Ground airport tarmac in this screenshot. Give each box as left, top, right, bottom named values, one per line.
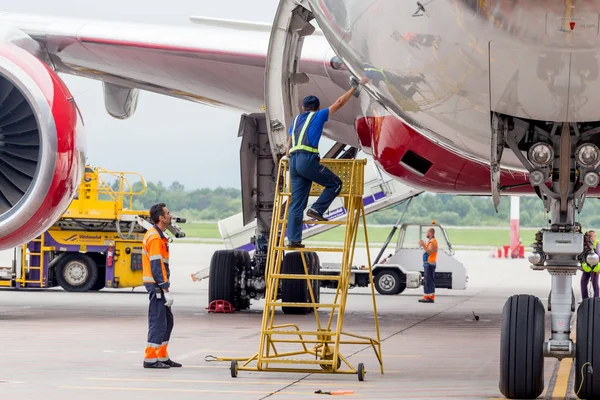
left=0, top=243, right=583, bottom=399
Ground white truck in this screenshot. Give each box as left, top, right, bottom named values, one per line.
left=319, top=222, right=468, bottom=295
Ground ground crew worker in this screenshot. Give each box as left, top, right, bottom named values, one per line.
left=418, top=228, right=438, bottom=303
left=286, top=76, right=369, bottom=248
left=581, top=230, right=600, bottom=299
left=142, top=203, right=182, bottom=369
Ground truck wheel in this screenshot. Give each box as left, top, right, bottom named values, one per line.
left=208, top=250, right=237, bottom=309
left=374, top=269, right=404, bottom=295
left=282, top=251, right=320, bottom=315
left=56, top=254, right=98, bottom=292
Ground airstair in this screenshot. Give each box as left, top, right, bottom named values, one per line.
left=217, top=159, right=423, bottom=252
left=209, top=158, right=383, bottom=381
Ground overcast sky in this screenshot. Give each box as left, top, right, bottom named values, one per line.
left=7, top=0, right=282, bottom=189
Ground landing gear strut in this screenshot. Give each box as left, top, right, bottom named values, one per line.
left=493, top=114, right=600, bottom=399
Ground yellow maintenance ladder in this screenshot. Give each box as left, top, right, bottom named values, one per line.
left=223, top=158, right=383, bottom=381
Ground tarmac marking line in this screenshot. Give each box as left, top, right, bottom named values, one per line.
left=551, top=358, right=573, bottom=399
left=85, top=377, right=374, bottom=387
left=59, top=385, right=346, bottom=395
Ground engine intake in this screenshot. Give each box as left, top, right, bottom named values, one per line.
left=0, top=43, right=84, bottom=249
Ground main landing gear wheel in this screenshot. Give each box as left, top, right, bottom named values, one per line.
left=575, top=298, right=600, bottom=399
left=281, top=251, right=320, bottom=315
left=208, top=250, right=250, bottom=311
left=208, top=250, right=237, bottom=309
left=499, top=294, right=545, bottom=399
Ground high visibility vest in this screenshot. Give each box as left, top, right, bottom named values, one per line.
left=364, top=66, right=390, bottom=84
left=582, top=239, right=599, bottom=273
left=289, top=112, right=319, bottom=154
left=423, top=237, right=438, bottom=264
left=142, top=225, right=170, bottom=288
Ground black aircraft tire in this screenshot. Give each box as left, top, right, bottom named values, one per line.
left=575, top=297, right=600, bottom=400
left=281, top=252, right=320, bottom=315
left=499, top=294, right=545, bottom=399
left=208, top=250, right=237, bottom=307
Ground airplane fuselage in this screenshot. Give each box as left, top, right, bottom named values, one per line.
left=309, top=0, right=600, bottom=173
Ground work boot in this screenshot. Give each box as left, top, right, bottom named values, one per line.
left=143, top=361, right=170, bottom=369
left=163, top=359, right=182, bottom=367
left=287, top=241, right=305, bottom=248
left=307, top=208, right=328, bottom=221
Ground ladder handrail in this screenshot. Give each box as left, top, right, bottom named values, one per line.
left=229, top=157, right=383, bottom=379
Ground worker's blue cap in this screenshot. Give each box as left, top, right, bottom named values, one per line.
left=303, top=95, right=320, bottom=110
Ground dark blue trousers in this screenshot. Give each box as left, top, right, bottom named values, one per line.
left=287, top=152, right=342, bottom=242
left=423, top=263, right=436, bottom=295
left=146, top=285, right=173, bottom=347
left=581, top=271, right=599, bottom=299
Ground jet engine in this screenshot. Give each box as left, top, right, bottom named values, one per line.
left=0, top=43, right=84, bottom=250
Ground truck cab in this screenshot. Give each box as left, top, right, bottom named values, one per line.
left=320, top=222, right=468, bottom=295
left=372, top=222, right=468, bottom=295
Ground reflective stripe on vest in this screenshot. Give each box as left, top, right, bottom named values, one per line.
left=289, top=112, right=319, bottom=154
left=582, top=239, right=599, bottom=272
left=365, top=67, right=389, bottom=83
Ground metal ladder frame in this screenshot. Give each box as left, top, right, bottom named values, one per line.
left=16, top=234, right=50, bottom=288
left=212, top=158, right=383, bottom=381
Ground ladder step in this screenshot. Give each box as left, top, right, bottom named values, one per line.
left=278, top=192, right=354, bottom=198
left=274, top=246, right=345, bottom=252
left=264, top=330, right=337, bottom=336
left=276, top=219, right=347, bottom=225
left=258, top=358, right=335, bottom=366
left=265, top=302, right=339, bottom=308
left=269, top=274, right=340, bottom=281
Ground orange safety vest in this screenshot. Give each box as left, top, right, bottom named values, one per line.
left=142, top=225, right=170, bottom=289
left=425, top=237, right=438, bottom=264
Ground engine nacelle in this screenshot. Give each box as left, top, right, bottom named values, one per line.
left=0, top=44, right=84, bottom=250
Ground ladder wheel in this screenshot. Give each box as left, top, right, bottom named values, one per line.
left=319, top=354, right=341, bottom=371
left=230, top=360, right=238, bottom=378
left=357, top=363, right=365, bottom=381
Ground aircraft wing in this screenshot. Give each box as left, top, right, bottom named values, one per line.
left=0, top=12, right=276, bottom=113
left=0, top=12, right=360, bottom=146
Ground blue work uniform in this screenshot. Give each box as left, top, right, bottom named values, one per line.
left=422, top=236, right=438, bottom=299
left=286, top=108, right=342, bottom=243
left=142, top=225, right=174, bottom=366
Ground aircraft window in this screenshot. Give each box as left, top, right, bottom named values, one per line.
left=422, top=225, right=451, bottom=254
left=399, top=225, right=420, bottom=249
left=330, top=56, right=346, bottom=71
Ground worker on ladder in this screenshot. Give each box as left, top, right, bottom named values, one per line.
left=142, top=203, right=182, bottom=369
left=285, top=76, right=369, bottom=248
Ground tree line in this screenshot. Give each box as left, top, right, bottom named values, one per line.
left=122, top=180, right=600, bottom=227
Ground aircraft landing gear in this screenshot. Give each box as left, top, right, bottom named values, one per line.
left=492, top=115, right=600, bottom=399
